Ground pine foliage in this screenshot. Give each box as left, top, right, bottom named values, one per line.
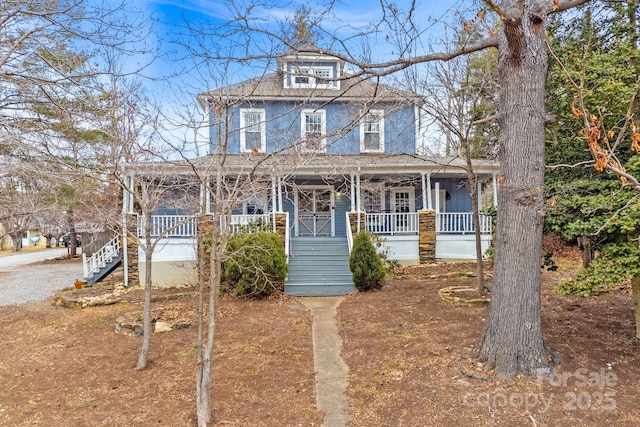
left=349, top=231, right=385, bottom=291
left=222, top=231, right=287, bottom=298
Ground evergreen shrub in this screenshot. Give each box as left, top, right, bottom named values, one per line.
left=554, top=243, right=640, bottom=296
left=349, top=231, right=385, bottom=291
left=222, top=231, right=287, bottom=297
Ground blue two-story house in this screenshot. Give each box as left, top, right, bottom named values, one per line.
left=86, top=48, right=499, bottom=296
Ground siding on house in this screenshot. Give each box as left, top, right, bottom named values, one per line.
left=209, top=100, right=417, bottom=156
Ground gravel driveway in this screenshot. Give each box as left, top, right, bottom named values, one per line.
left=0, top=249, right=84, bottom=306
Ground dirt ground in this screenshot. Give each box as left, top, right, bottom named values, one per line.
left=0, top=238, right=639, bottom=426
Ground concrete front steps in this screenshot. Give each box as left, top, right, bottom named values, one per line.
left=284, top=237, right=355, bottom=296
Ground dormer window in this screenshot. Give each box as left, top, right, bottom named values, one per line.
left=285, top=61, right=340, bottom=89
left=291, top=65, right=334, bottom=88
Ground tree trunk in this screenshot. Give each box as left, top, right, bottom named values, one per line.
left=196, top=231, right=222, bottom=426
left=577, top=236, right=593, bottom=268
left=136, top=214, right=153, bottom=371
left=462, top=144, right=485, bottom=292
left=632, top=277, right=640, bottom=339
left=195, top=215, right=208, bottom=424
left=472, top=2, right=553, bottom=377
left=196, top=174, right=224, bottom=426
left=10, top=232, right=22, bottom=252
left=67, top=208, right=77, bottom=257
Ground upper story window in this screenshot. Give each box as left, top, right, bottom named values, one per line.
left=360, top=110, right=385, bottom=153
left=301, top=109, right=326, bottom=152
left=239, top=109, right=266, bottom=153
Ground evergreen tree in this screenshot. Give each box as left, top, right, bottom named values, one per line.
left=349, top=232, right=385, bottom=292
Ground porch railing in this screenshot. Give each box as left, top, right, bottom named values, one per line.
left=360, top=212, right=493, bottom=235
left=140, top=214, right=272, bottom=238
left=436, top=212, right=493, bottom=234
left=284, top=213, right=290, bottom=261
left=222, top=214, right=271, bottom=234
left=139, top=215, right=198, bottom=238
left=364, top=212, right=419, bottom=235
left=82, top=234, right=121, bottom=278
left=346, top=211, right=354, bottom=252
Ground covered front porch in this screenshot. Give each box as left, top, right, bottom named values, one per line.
left=104, top=154, right=499, bottom=289
left=133, top=207, right=494, bottom=275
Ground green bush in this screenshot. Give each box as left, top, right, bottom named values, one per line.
left=368, top=232, right=401, bottom=272
left=554, top=243, right=640, bottom=296
left=349, top=231, right=386, bottom=291
left=222, top=231, right=287, bottom=298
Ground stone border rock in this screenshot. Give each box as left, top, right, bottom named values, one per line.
left=54, top=284, right=197, bottom=309
left=438, top=285, right=490, bottom=307
left=115, top=309, right=193, bottom=337
left=54, top=284, right=132, bottom=308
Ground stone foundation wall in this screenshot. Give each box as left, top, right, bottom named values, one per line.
left=419, top=210, right=436, bottom=263
left=348, top=212, right=366, bottom=236
left=274, top=213, right=288, bottom=247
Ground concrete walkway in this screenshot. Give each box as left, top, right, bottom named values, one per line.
left=300, top=296, right=350, bottom=427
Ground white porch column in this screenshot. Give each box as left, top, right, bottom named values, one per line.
left=356, top=173, right=361, bottom=232
left=421, top=172, right=427, bottom=211
left=199, top=179, right=206, bottom=213
left=121, top=175, right=129, bottom=215
left=205, top=176, right=211, bottom=214
left=477, top=179, right=482, bottom=210
left=278, top=176, right=283, bottom=212
left=271, top=176, right=277, bottom=232
left=121, top=171, right=130, bottom=287
left=492, top=173, right=498, bottom=207
left=427, top=173, right=433, bottom=210
left=271, top=176, right=277, bottom=211
left=125, top=175, right=135, bottom=214
left=350, top=173, right=355, bottom=212
left=435, top=181, right=440, bottom=214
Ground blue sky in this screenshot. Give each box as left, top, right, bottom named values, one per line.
left=141, top=0, right=474, bottom=89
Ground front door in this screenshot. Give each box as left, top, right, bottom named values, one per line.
left=296, top=186, right=334, bottom=236
left=391, top=188, right=415, bottom=232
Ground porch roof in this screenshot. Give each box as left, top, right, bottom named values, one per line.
left=125, top=154, right=499, bottom=179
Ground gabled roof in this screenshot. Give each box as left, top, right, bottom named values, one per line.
left=196, top=50, right=422, bottom=109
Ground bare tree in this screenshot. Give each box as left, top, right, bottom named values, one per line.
left=0, top=0, right=155, bottom=254
left=415, top=33, right=498, bottom=291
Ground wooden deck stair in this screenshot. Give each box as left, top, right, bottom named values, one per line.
left=83, top=235, right=122, bottom=284
left=284, top=237, right=355, bottom=296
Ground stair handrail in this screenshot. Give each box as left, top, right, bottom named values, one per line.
left=346, top=211, right=354, bottom=253
left=83, top=235, right=122, bottom=278
left=284, top=213, right=290, bottom=262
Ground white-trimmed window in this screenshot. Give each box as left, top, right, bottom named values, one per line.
left=360, top=110, right=385, bottom=152
left=239, top=109, right=266, bottom=153
left=290, top=65, right=335, bottom=88
left=301, top=109, right=326, bottom=152
left=361, top=184, right=385, bottom=212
